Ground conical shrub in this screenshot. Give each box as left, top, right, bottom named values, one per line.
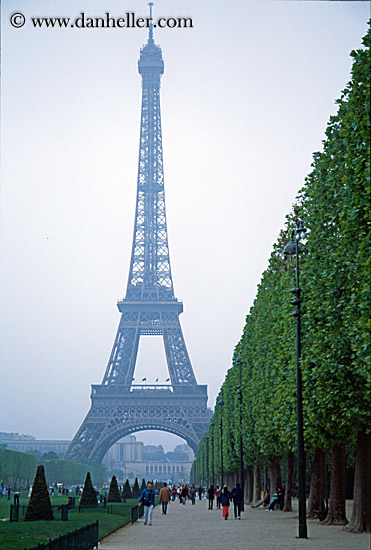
left=108, top=475, right=121, bottom=503
left=140, top=478, right=146, bottom=492
left=80, top=472, right=98, bottom=508
left=122, top=479, right=132, bottom=499
left=132, top=477, right=140, bottom=498
left=24, top=465, right=54, bottom=521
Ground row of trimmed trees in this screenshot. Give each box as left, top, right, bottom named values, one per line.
left=191, top=25, right=370, bottom=533
left=23, top=468, right=150, bottom=521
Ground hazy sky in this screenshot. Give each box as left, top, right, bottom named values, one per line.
left=1, top=0, right=369, bottom=451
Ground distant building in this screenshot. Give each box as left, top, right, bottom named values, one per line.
left=0, top=433, right=70, bottom=456
left=102, top=436, right=194, bottom=483
left=0, top=432, right=193, bottom=482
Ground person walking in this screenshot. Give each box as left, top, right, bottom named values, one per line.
left=231, top=482, right=243, bottom=519
left=139, top=481, right=155, bottom=525
left=181, top=485, right=188, bottom=505
left=207, top=485, right=215, bottom=510
left=215, top=486, right=221, bottom=510
left=220, top=486, right=232, bottom=520
left=159, top=482, right=171, bottom=515
left=190, top=483, right=196, bottom=505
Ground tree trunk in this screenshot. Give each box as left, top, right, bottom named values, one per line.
left=307, top=448, right=327, bottom=518
left=253, top=464, right=262, bottom=504
left=264, top=465, right=269, bottom=493
left=346, top=430, right=371, bottom=533
left=269, top=457, right=282, bottom=493
left=322, top=442, right=347, bottom=525
left=246, top=466, right=253, bottom=504
left=283, top=451, right=294, bottom=512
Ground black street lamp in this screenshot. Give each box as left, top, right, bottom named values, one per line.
left=206, top=434, right=209, bottom=487
left=236, top=351, right=245, bottom=512
left=218, top=398, right=224, bottom=487
left=210, top=421, right=215, bottom=486
left=284, top=219, right=308, bottom=539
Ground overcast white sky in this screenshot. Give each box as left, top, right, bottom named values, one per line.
left=1, top=0, right=369, bottom=452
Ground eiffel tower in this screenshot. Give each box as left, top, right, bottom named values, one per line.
left=65, top=7, right=211, bottom=464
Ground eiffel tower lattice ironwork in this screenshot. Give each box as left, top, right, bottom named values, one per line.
left=65, top=12, right=211, bottom=464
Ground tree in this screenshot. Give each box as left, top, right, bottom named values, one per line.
left=194, top=23, right=370, bottom=533
left=122, top=479, right=132, bottom=499
left=132, top=477, right=140, bottom=498
left=80, top=472, right=98, bottom=508
left=140, top=478, right=146, bottom=492
left=298, top=24, right=370, bottom=528
left=107, top=475, right=121, bottom=503
left=42, top=451, right=59, bottom=460
left=24, top=465, right=54, bottom=521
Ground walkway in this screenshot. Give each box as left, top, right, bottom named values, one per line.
left=99, top=498, right=369, bottom=550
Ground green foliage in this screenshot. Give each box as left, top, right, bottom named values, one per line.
left=24, top=465, right=54, bottom=521
left=196, top=24, right=370, bottom=475
left=140, top=478, right=146, bottom=492
left=80, top=472, right=98, bottom=508
left=42, top=451, right=59, bottom=460
left=122, top=479, right=132, bottom=499
left=44, top=459, right=105, bottom=486
left=131, top=477, right=140, bottom=498
left=0, top=447, right=36, bottom=488
left=298, top=26, right=371, bottom=448
left=107, top=475, right=121, bottom=503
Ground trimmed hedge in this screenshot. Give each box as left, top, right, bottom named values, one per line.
left=0, top=447, right=36, bottom=488
left=44, top=459, right=105, bottom=486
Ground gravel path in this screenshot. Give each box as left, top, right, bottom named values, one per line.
left=99, top=499, right=370, bottom=550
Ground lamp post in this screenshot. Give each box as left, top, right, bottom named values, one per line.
left=236, top=350, right=245, bottom=511
left=206, top=434, right=209, bottom=487
left=218, top=398, right=224, bottom=487
left=210, top=421, right=215, bottom=486
left=283, top=219, right=307, bottom=539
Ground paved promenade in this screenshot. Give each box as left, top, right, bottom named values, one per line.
left=99, top=498, right=370, bottom=550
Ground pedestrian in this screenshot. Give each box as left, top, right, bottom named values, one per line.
left=181, top=485, right=188, bottom=505
left=231, top=482, right=243, bottom=519
left=159, top=482, right=171, bottom=515
left=190, top=483, right=196, bottom=505
left=220, top=485, right=232, bottom=520
left=215, top=485, right=221, bottom=509
left=7, top=485, right=11, bottom=500
left=13, top=491, right=20, bottom=506
left=139, top=481, right=155, bottom=525
left=198, top=485, right=203, bottom=500
left=0, top=485, right=3, bottom=499
left=207, top=485, right=215, bottom=510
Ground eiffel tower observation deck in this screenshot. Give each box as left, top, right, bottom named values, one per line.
left=65, top=6, right=211, bottom=464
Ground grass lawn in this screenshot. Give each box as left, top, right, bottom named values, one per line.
left=0, top=493, right=140, bottom=550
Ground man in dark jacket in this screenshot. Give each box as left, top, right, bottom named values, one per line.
left=231, top=482, right=243, bottom=519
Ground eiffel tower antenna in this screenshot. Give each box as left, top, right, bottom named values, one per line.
left=148, top=2, right=154, bottom=44
left=65, top=17, right=211, bottom=464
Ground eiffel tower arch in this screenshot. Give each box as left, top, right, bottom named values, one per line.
left=65, top=10, right=211, bottom=464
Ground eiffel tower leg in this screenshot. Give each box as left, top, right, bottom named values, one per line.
left=102, top=313, right=141, bottom=385
left=161, top=313, right=196, bottom=385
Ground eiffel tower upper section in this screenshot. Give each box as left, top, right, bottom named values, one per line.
left=101, top=13, right=197, bottom=388
left=126, top=19, right=171, bottom=302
